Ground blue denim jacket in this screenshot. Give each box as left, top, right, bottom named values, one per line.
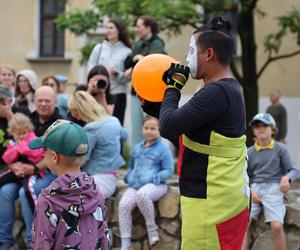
left=124, top=138, right=174, bottom=189
left=82, top=116, right=128, bottom=175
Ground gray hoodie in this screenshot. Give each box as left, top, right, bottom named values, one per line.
left=32, top=172, right=109, bottom=250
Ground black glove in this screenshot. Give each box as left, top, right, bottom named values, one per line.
left=162, top=63, right=190, bottom=91
left=141, top=101, right=161, bottom=119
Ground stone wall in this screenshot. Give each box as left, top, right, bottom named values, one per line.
left=108, top=179, right=182, bottom=250
left=247, top=189, right=300, bottom=250
left=109, top=181, right=300, bottom=250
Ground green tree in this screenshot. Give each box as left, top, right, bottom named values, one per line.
left=57, top=0, right=300, bottom=144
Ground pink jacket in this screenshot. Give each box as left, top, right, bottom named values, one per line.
left=2, top=131, right=44, bottom=164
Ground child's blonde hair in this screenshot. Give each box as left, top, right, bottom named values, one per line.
left=68, top=91, right=107, bottom=123
left=7, top=113, right=34, bottom=135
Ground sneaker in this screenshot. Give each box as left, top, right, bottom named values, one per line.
left=148, top=230, right=160, bottom=246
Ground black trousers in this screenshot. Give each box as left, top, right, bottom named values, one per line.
left=112, top=93, right=127, bottom=125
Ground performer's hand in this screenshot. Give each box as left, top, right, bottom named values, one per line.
left=137, top=94, right=161, bottom=119
left=251, top=189, right=262, bottom=204
left=162, top=63, right=190, bottom=91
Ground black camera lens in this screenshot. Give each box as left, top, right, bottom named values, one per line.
left=97, top=80, right=107, bottom=89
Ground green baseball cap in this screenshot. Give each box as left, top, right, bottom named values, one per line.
left=29, top=119, right=89, bottom=157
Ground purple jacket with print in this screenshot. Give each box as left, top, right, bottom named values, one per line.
left=32, top=172, right=109, bottom=250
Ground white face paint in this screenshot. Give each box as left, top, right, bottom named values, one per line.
left=186, top=35, right=198, bottom=79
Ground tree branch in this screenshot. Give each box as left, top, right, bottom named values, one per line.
left=249, top=0, right=258, bottom=11
left=230, top=61, right=243, bottom=85
left=257, top=49, right=300, bottom=79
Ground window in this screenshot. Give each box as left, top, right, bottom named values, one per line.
left=40, top=0, right=65, bottom=57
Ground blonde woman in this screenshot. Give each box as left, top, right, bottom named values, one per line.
left=0, top=65, right=16, bottom=92
left=69, top=91, right=128, bottom=198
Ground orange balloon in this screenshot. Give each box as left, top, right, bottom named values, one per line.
left=132, top=54, right=177, bottom=102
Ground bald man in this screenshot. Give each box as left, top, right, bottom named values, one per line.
left=30, top=86, right=63, bottom=135
left=0, top=86, right=64, bottom=249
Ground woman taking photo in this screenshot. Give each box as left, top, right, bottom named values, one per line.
left=69, top=90, right=128, bottom=198
left=88, top=19, right=132, bottom=125
left=86, top=65, right=115, bottom=115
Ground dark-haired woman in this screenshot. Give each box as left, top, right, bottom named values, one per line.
left=86, top=65, right=115, bottom=116
left=15, top=70, right=38, bottom=113
left=88, top=19, right=132, bottom=125
left=124, top=16, right=166, bottom=147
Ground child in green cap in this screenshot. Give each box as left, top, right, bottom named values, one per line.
left=29, top=119, right=109, bottom=250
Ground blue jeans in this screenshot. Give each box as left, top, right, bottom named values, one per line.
left=0, top=183, right=19, bottom=245
left=0, top=171, right=56, bottom=246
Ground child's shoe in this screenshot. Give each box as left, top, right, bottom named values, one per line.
left=148, top=230, right=160, bottom=246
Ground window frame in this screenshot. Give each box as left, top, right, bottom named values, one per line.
left=39, top=0, right=65, bottom=57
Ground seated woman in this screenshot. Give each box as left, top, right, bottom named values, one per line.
left=69, top=90, right=128, bottom=198
left=15, top=69, right=38, bottom=112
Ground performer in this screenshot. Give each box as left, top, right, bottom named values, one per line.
left=158, top=16, right=249, bottom=250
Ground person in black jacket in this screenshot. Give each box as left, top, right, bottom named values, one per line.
left=124, top=16, right=166, bottom=147
left=140, top=16, right=249, bottom=250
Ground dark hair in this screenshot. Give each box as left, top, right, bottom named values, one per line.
left=139, top=16, right=160, bottom=36
left=196, top=16, right=234, bottom=65
left=87, top=65, right=112, bottom=96
left=41, top=75, right=60, bottom=90
left=107, top=19, right=131, bottom=48
left=15, top=75, right=34, bottom=97
left=87, top=65, right=110, bottom=83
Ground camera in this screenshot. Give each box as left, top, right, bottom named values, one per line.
left=97, top=79, right=107, bottom=89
